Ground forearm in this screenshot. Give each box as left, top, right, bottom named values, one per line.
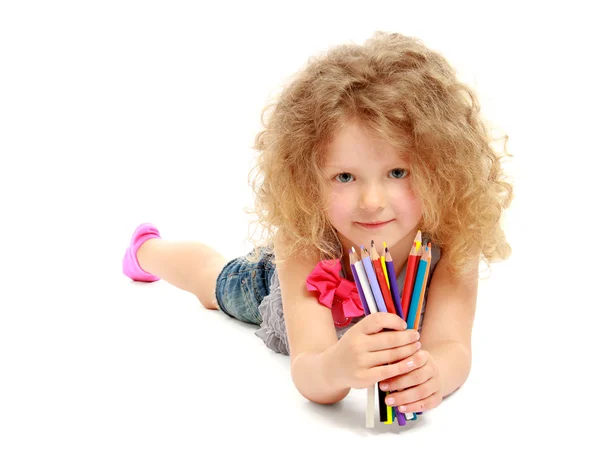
left=291, top=351, right=351, bottom=405
left=424, top=341, right=472, bottom=398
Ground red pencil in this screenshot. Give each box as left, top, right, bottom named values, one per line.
left=401, top=242, right=420, bottom=320
left=370, top=243, right=395, bottom=314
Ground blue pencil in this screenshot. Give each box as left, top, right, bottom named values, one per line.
left=406, top=258, right=428, bottom=330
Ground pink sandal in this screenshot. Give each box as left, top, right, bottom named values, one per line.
left=122, top=223, right=162, bottom=282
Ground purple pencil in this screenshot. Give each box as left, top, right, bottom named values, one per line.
left=384, top=247, right=408, bottom=426
left=384, top=247, right=404, bottom=320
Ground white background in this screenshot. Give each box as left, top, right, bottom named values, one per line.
left=1, top=1, right=598, bottom=460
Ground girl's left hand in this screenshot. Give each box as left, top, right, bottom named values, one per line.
left=379, top=349, right=442, bottom=413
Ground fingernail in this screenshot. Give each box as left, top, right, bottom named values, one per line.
left=386, top=397, right=395, bottom=405
left=415, top=342, right=421, bottom=349
left=406, top=360, right=415, bottom=368
left=380, top=383, right=389, bottom=390
left=399, top=406, right=407, bottom=411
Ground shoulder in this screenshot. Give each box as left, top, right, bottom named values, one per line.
left=273, top=232, right=340, bottom=361
left=419, top=250, right=479, bottom=348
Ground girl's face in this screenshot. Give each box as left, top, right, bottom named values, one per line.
left=323, top=120, right=423, bottom=254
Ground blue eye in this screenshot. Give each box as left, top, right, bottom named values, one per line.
left=335, top=172, right=354, bottom=183
left=389, top=168, right=408, bottom=179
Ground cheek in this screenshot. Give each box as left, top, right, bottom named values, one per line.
left=391, top=186, right=423, bottom=218
left=325, top=191, right=354, bottom=224
left=326, top=202, right=347, bottom=223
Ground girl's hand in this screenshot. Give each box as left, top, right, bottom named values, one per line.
left=378, top=349, right=442, bottom=413
left=325, top=312, right=421, bottom=390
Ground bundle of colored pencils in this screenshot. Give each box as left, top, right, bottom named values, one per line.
left=348, top=230, right=432, bottom=428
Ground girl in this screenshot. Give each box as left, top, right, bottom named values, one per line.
left=122, top=32, right=513, bottom=412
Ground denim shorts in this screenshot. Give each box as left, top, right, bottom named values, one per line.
left=215, top=247, right=276, bottom=326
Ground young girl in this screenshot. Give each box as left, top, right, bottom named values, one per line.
left=122, top=32, right=512, bottom=412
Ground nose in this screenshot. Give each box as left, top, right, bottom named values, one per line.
left=359, top=182, right=386, bottom=212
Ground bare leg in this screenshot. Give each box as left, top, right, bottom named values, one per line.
left=136, top=239, right=228, bottom=310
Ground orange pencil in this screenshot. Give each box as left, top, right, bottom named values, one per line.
left=413, top=243, right=432, bottom=331
left=370, top=242, right=396, bottom=315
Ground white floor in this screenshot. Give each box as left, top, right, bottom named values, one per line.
left=0, top=235, right=589, bottom=460
left=1, top=1, right=597, bottom=460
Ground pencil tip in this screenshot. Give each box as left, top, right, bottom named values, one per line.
left=371, top=239, right=374, bottom=247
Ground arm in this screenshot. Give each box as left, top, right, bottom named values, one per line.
left=418, top=251, right=479, bottom=397
left=291, top=351, right=350, bottom=404
left=422, top=341, right=471, bottom=399
left=273, top=233, right=351, bottom=404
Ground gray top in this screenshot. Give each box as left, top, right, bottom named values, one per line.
left=254, top=244, right=442, bottom=355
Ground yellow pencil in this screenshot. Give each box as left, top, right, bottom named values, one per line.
left=414, top=230, right=422, bottom=253
left=381, top=241, right=390, bottom=289
left=379, top=242, right=393, bottom=425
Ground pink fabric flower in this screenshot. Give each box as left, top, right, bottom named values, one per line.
left=306, top=259, right=365, bottom=327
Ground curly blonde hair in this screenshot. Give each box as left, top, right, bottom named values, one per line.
left=246, top=31, right=513, bottom=279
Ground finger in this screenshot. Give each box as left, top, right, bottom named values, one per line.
left=366, top=328, right=420, bottom=352
left=390, top=378, right=437, bottom=406
left=366, top=340, right=421, bottom=368
left=386, top=385, right=442, bottom=414
left=371, top=349, right=427, bottom=382
left=381, top=359, right=432, bottom=391
left=361, top=312, right=406, bottom=335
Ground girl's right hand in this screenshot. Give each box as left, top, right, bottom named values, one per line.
left=325, top=312, right=421, bottom=390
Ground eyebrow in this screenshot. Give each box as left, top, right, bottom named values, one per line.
left=324, top=161, right=410, bottom=171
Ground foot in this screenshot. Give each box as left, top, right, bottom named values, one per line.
left=123, top=223, right=162, bottom=282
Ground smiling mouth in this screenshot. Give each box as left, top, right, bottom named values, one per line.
left=355, top=219, right=395, bottom=227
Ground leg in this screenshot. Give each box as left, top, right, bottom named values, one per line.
left=136, top=239, right=228, bottom=310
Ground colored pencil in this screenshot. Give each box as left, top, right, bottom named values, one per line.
left=384, top=247, right=404, bottom=319
left=370, top=242, right=396, bottom=314
left=372, top=242, right=410, bottom=426
left=402, top=243, right=420, bottom=320
left=364, top=243, right=398, bottom=424
left=401, top=242, right=420, bottom=319
left=381, top=241, right=390, bottom=289
left=351, top=248, right=376, bottom=315
left=350, top=249, right=375, bottom=428
left=366, top=243, right=393, bottom=424
left=414, top=229, right=422, bottom=252
left=413, top=243, right=432, bottom=331
left=399, top=234, right=423, bottom=423
left=406, top=250, right=429, bottom=330
left=382, top=246, right=409, bottom=426
left=361, top=246, right=387, bottom=313
left=349, top=249, right=369, bottom=316
left=412, top=235, right=425, bottom=419
left=353, top=240, right=435, bottom=428
left=411, top=243, right=431, bottom=419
